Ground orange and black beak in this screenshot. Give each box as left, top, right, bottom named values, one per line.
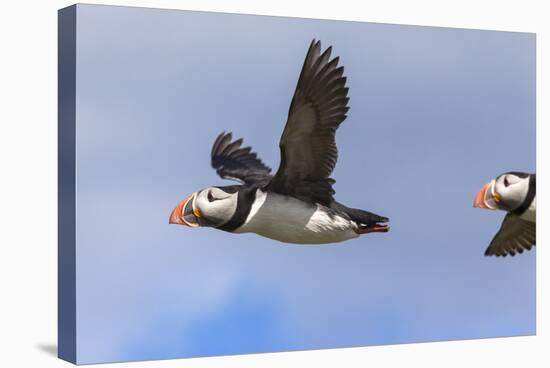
left=473, top=180, right=500, bottom=210
left=169, top=192, right=200, bottom=227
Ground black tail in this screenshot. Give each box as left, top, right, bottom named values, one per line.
left=331, top=201, right=388, bottom=226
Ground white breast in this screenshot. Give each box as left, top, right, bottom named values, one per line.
left=520, top=195, right=536, bottom=222
left=234, top=189, right=359, bottom=244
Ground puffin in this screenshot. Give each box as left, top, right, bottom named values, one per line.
left=473, top=172, right=536, bottom=257
left=169, top=39, right=389, bottom=244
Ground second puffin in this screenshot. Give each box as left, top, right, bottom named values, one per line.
left=169, top=39, right=389, bottom=244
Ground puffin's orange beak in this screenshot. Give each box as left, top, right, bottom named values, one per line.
left=473, top=181, right=499, bottom=210
left=473, top=183, right=490, bottom=209
left=169, top=193, right=199, bottom=226
left=169, top=196, right=190, bottom=225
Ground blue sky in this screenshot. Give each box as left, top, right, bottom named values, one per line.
left=72, top=4, right=535, bottom=364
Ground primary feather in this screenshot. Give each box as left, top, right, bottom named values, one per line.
left=485, top=213, right=536, bottom=257
left=211, top=131, right=272, bottom=185
left=269, top=39, right=350, bottom=206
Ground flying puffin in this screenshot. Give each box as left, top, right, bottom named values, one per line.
left=473, top=172, right=536, bottom=257
left=169, top=39, right=389, bottom=244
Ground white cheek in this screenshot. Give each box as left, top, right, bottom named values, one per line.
left=501, top=181, right=528, bottom=204
left=495, top=179, right=508, bottom=195
left=202, top=198, right=238, bottom=225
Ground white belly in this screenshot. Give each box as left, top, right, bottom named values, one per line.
left=234, top=190, right=359, bottom=244
left=520, top=196, right=536, bottom=222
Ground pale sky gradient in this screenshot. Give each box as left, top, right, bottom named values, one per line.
left=71, top=4, right=535, bottom=364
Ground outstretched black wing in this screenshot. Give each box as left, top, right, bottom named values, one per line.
left=269, top=39, right=350, bottom=206
left=211, top=132, right=272, bottom=185
left=485, top=213, right=536, bottom=257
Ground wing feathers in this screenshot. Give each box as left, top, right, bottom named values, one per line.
left=269, top=39, right=351, bottom=205
left=484, top=213, right=536, bottom=257
left=211, top=132, right=272, bottom=185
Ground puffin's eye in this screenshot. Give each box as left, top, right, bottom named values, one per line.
left=504, top=177, right=510, bottom=187
left=207, top=190, right=218, bottom=202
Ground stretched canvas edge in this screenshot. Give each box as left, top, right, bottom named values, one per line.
left=58, top=4, right=77, bottom=364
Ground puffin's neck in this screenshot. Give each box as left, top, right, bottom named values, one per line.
left=217, top=186, right=257, bottom=232
left=512, top=174, right=536, bottom=216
